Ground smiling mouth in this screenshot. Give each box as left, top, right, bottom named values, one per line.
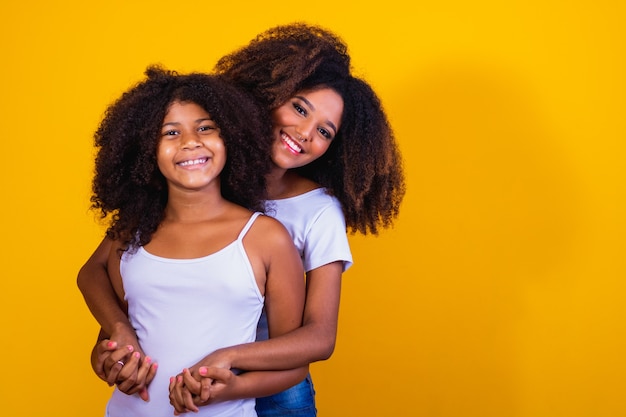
left=178, top=157, right=208, bottom=167
left=281, top=133, right=303, bottom=154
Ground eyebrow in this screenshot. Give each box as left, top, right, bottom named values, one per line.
left=162, top=118, right=214, bottom=128
left=294, top=95, right=338, bottom=135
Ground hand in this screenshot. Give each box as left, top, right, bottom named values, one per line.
left=181, top=348, right=233, bottom=388
left=92, top=339, right=157, bottom=401
left=113, top=348, right=158, bottom=401
left=101, top=328, right=142, bottom=376
left=191, top=348, right=233, bottom=372
left=92, top=325, right=141, bottom=379
left=169, top=371, right=197, bottom=415
left=169, top=367, right=235, bottom=414
left=91, top=338, right=118, bottom=382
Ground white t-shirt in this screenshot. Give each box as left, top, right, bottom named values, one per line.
left=265, top=188, right=353, bottom=273
left=257, top=188, right=352, bottom=341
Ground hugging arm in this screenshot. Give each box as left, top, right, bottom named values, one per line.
left=201, top=261, right=343, bottom=371
left=197, top=200, right=348, bottom=371
left=171, top=367, right=309, bottom=414
left=169, top=217, right=310, bottom=413
left=77, top=237, right=139, bottom=349
left=168, top=262, right=342, bottom=413
left=77, top=237, right=155, bottom=399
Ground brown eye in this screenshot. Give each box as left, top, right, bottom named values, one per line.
left=318, top=127, right=332, bottom=140
left=292, top=102, right=307, bottom=116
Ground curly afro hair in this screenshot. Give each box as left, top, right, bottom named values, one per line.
left=215, top=22, right=406, bottom=235
left=91, top=66, right=273, bottom=250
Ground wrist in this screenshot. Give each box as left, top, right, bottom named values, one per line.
left=111, top=319, right=133, bottom=333
left=111, top=322, right=138, bottom=345
left=215, top=346, right=239, bottom=369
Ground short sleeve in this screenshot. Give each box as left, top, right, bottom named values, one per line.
left=302, top=201, right=353, bottom=273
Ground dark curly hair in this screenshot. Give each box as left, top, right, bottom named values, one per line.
left=215, top=22, right=406, bottom=235
left=91, top=66, right=272, bottom=250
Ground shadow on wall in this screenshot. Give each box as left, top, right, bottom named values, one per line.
left=334, top=62, right=582, bottom=416
left=395, top=62, right=579, bottom=281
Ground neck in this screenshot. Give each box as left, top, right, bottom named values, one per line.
left=265, top=165, right=291, bottom=199
left=165, top=185, right=228, bottom=223
left=265, top=165, right=320, bottom=200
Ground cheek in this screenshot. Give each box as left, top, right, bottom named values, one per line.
left=157, top=143, right=174, bottom=159
left=212, top=139, right=227, bottom=156
left=156, top=143, right=175, bottom=168
left=215, top=138, right=226, bottom=150
left=312, top=140, right=332, bottom=157
left=208, top=139, right=227, bottom=168
left=271, top=108, right=291, bottom=128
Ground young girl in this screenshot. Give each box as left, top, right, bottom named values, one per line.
left=88, top=67, right=307, bottom=417
left=78, top=23, right=406, bottom=416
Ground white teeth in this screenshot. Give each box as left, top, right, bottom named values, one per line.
left=179, top=158, right=208, bottom=167
left=282, top=133, right=302, bottom=153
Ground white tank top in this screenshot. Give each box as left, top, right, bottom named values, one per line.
left=106, top=212, right=263, bottom=417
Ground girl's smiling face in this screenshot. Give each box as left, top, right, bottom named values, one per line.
left=157, top=100, right=226, bottom=192
left=270, top=88, right=344, bottom=170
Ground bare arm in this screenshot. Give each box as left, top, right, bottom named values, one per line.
left=169, top=264, right=340, bottom=413
left=77, top=237, right=137, bottom=344
left=173, top=366, right=309, bottom=413
left=78, top=237, right=155, bottom=399
left=197, top=261, right=343, bottom=371
left=217, top=368, right=308, bottom=399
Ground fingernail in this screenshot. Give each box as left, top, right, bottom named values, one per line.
left=199, top=367, right=207, bottom=376
left=145, top=356, right=152, bottom=364
left=127, top=345, right=134, bottom=352
left=107, top=341, right=115, bottom=348
left=134, top=352, right=140, bottom=359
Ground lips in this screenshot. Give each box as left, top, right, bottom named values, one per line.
left=177, top=157, right=209, bottom=167
left=281, top=133, right=302, bottom=154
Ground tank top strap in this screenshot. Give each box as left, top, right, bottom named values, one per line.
left=237, top=212, right=262, bottom=241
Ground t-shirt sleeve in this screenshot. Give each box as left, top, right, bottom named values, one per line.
left=302, top=201, right=353, bottom=273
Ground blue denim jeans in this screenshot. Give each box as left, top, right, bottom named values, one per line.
left=256, top=374, right=317, bottom=417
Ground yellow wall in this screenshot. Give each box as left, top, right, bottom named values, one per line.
left=1, top=1, right=623, bottom=416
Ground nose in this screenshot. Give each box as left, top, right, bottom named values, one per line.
left=296, top=120, right=316, bottom=142
left=181, top=131, right=202, bottom=149
left=295, top=131, right=308, bottom=142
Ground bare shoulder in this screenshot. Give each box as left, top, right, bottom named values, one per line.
left=249, top=214, right=292, bottom=243
left=243, top=214, right=300, bottom=288
left=243, top=214, right=296, bottom=256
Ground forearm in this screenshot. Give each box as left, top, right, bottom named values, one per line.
left=78, top=268, right=133, bottom=337
left=77, top=238, right=134, bottom=338
left=217, top=322, right=335, bottom=371
left=222, top=262, right=343, bottom=371
left=173, top=365, right=309, bottom=413
left=221, top=367, right=309, bottom=401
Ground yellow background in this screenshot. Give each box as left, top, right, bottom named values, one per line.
left=1, top=1, right=624, bottom=416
